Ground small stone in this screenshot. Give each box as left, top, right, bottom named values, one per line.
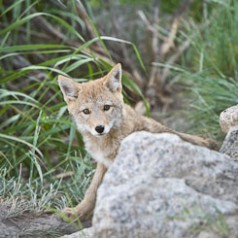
left=220, top=130, right=238, bottom=159
left=61, top=227, right=93, bottom=238
left=219, top=105, right=238, bottom=133
left=219, top=105, right=238, bottom=158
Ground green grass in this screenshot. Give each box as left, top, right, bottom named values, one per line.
left=155, top=0, right=238, bottom=140
left=0, top=0, right=144, bottom=211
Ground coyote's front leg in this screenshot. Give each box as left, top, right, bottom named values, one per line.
left=63, top=163, right=107, bottom=220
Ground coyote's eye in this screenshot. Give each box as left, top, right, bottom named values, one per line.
left=103, top=105, right=111, bottom=111
left=82, top=109, right=90, bottom=114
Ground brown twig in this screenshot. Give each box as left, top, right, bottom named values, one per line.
left=138, top=7, right=162, bottom=107
left=160, top=38, right=190, bottom=86
left=160, top=0, right=192, bottom=57
left=160, top=17, right=179, bottom=57
left=75, top=1, right=97, bottom=40
left=33, top=16, right=67, bottom=42
left=141, top=0, right=193, bottom=111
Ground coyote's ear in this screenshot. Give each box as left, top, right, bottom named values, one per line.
left=104, top=63, right=122, bottom=92
left=58, top=75, right=79, bottom=103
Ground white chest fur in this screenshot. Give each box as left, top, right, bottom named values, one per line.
left=84, top=137, right=114, bottom=168
left=91, top=149, right=113, bottom=168
left=83, top=135, right=120, bottom=168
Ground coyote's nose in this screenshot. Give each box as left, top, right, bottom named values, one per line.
left=95, top=125, right=105, bottom=134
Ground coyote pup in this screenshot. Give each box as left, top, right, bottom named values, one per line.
left=58, top=64, right=216, bottom=220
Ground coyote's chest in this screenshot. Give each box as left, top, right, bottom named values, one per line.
left=84, top=135, right=120, bottom=168
left=90, top=149, right=112, bottom=167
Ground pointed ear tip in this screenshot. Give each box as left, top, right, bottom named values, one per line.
left=116, top=63, right=122, bottom=69
left=58, top=75, right=65, bottom=82
left=58, top=75, right=73, bottom=84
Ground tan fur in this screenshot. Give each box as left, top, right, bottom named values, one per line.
left=58, top=64, right=217, bottom=220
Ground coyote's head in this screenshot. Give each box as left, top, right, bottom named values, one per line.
left=58, top=64, right=124, bottom=137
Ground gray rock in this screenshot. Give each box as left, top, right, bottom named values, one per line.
left=61, top=227, right=93, bottom=238
left=219, top=129, right=238, bottom=158
left=219, top=105, right=238, bottom=133
left=93, top=132, right=238, bottom=238
left=219, top=104, right=238, bottom=159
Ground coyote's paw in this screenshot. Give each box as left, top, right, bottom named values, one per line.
left=62, top=207, right=81, bottom=220
left=62, top=204, right=92, bottom=221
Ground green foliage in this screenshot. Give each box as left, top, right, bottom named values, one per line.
left=160, top=0, right=181, bottom=13
left=193, top=0, right=238, bottom=77
left=0, top=0, right=144, bottom=208
left=120, top=0, right=152, bottom=5
left=178, top=0, right=238, bottom=140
